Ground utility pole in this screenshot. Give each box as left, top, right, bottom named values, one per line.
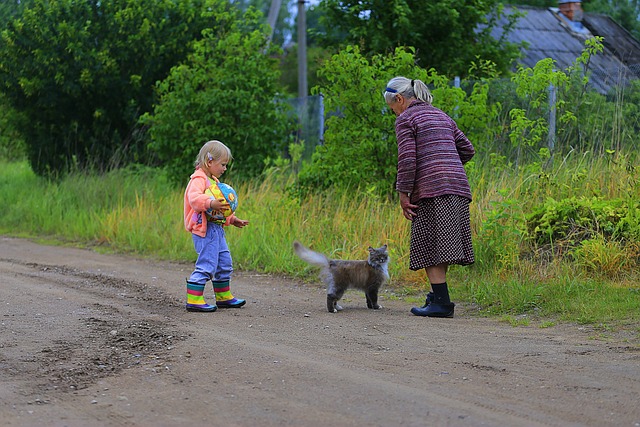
left=297, top=0, right=308, bottom=98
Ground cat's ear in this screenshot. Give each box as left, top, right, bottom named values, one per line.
left=368, top=246, right=374, bottom=252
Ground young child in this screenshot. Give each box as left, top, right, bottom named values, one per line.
left=183, top=140, right=249, bottom=312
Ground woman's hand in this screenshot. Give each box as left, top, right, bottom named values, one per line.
left=400, top=193, right=418, bottom=221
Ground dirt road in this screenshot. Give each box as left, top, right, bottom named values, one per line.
left=1, top=236, right=639, bottom=427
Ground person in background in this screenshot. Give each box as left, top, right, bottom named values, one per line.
left=384, top=76, right=475, bottom=318
left=183, top=140, right=249, bottom=312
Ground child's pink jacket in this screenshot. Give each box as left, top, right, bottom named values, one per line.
left=184, top=168, right=235, bottom=237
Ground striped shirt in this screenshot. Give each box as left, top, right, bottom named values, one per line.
left=395, top=100, right=475, bottom=202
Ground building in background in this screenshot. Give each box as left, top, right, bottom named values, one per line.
left=491, top=0, right=640, bottom=94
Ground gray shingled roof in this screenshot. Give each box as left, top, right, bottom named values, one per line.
left=491, top=5, right=640, bottom=94
left=583, top=13, right=640, bottom=64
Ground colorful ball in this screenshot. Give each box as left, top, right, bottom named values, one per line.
left=204, top=181, right=238, bottom=223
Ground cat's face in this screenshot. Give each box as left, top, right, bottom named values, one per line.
left=368, top=244, right=389, bottom=265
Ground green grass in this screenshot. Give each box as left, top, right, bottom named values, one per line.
left=1, top=158, right=639, bottom=328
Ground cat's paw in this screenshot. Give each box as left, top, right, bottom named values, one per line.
left=335, top=304, right=343, bottom=311
left=373, top=304, right=382, bottom=309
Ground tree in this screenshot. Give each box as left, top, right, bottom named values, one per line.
left=279, top=44, right=332, bottom=95
left=313, top=0, right=522, bottom=77
left=0, top=0, right=31, bottom=161
left=0, top=0, right=32, bottom=28
left=143, top=7, right=295, bottom=183
left=0, top=0, right=219, bottom=177
left=232, top=0, right=295, bottom=48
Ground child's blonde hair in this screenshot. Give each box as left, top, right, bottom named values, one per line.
left=194, top=140, right=233, bottom=169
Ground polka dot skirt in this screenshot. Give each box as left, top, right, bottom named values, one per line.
left=409, top=195, right=475, bottom=271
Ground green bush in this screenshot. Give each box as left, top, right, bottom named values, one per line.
left=0, top=0, right=220, bottom=177
left=298, top=46, right=496, bottom=196
left=143, top=7, right=294, bottom=183
left=526, top=196, right=640, bottom=247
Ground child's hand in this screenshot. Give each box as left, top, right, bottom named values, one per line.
left=209, top=198, right=229, bottom=212
left=231, top=217, right=249, bottom=228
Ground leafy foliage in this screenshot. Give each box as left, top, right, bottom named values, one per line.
left=474, top=191, right=527, bottom=272
left=297, top=46, right=497, bottom=196
left=279, top=45, right=333, bottom=96
left=0, top=94, right=25, bottom=160
left=314, top=0, right=523, bottom=77
left=526, top=196, right=640, bottom=246
left=232, top=0, right=295, bottom=48
left=0, top=0, right=217, bottom=177
left=0, top=0, right=32, bottom=28
left=478, top=37, right=640, bottom=163
left=297, top=45, right=401, bottom=195
left=143, top=7, right=295, bottom=183
left=493, top=37, right=616, bottom=164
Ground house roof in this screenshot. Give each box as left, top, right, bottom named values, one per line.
left=491, top=5, right=640, bottom=94
left=582, top=12, right=640, bottom=76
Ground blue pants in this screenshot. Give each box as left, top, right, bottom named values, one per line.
left=188, top=222, right=233, bottom=285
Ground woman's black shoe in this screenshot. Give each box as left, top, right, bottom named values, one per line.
left=411, top=302, right=455, bottom=318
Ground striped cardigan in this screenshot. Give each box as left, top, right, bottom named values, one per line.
left=395, top=100, right=475, bottom=202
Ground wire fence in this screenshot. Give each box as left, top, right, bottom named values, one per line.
left=288, top=69, right=640, bottom=164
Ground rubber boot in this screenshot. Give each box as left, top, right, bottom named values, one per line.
left=411, top=283, right=454, bottom=318
left=213, top=280, right=246, bottom=308
left=411, top=302, right=455, bottom=318
left=186, top=281, right=217, bottom=312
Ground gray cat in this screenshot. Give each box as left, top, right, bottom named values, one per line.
left=293, top=241, right=389, bottom=313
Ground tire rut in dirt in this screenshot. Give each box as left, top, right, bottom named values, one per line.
left=4, top=259, right=189, bottom=394
left=37, top=317, right=186, bottom=393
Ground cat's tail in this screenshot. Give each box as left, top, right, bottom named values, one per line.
left=293, top=241, right=329, bottom=267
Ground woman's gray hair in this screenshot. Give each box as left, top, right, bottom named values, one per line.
left=384, top=76, right=433, bottom=105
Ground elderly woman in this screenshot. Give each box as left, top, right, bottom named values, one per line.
left=384, top=76, right=475, bottom=318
